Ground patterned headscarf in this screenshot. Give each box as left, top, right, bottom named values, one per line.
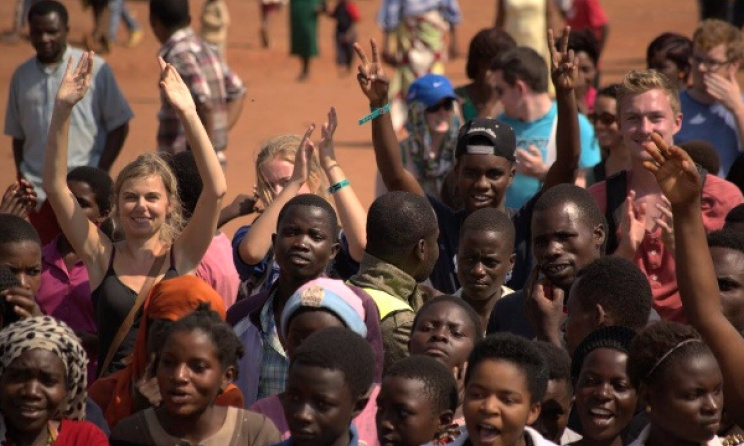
left=0, top=316, right=88, bottom=420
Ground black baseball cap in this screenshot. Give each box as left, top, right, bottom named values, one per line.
left=455, top=118, right=517, bottom=162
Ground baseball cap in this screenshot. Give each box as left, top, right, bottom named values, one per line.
left=406, top=74, right=457, bottom=107
left=455, top=118, right=517, bottom=162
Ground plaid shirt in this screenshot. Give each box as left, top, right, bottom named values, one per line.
left=257, top=292, right=288, bottom=400
left=157, top=27, right=244, bottom=153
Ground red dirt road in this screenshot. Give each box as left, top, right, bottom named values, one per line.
left=0, top=0, right=699, bottom=238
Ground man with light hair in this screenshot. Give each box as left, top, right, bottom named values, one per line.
left=588, top=69, right=743, bottom=322
left=674, top=19, right=744, bottom=176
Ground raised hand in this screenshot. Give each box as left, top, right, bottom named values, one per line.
left=290, top=124, right=316, bottom=185
left=319, top=106, right=338, bottom=169
left=0, top=181, right=36, bottom=219
left=158, top=56, right=196, bottom=114
left=353, top=39, right=390, bottom=107
left=548, top=27, right=578, bottom=92
left=642, top=132, right=701, bottom=206
left=56, top=51, right=94, bottom=108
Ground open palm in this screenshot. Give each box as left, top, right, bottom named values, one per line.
left=643, top=133, right=701, bottom=206
left=158, top=57, right=196, bottom=113
left=56, top=51, right=94, bottom=107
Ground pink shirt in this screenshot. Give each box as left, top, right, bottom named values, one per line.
left=196, top=232, right=240, bottom=309
left=37, top=235, right=98, bottom=382
left=589, top=172, right=744, bottom=322
left=250, top=384, right=380, bottom=446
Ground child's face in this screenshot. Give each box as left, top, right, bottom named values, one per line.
left=0, top=241, right=42, bottom=293
left=284, top=310, right=346, bottom=359
left=377, top=376, right=445, bottom=446
left=282, top=363, right=359, bottom=446
left=0, top=349, right=66, bottom=435
left=647, top=352, right=723, bottom=444
left=68, top=180, right=104, bottom=223
left=575, top=349, right=636, bottom=443
left=457, top=229, right=514, bottom=303
left=274, top=206, right=339, bottom=282
left=156, top=329, right=232, bottom=419
left=409, top=302, right=476, bottom=370
left=532, top=379, right=572, bottom=444
left=463, top=359, right=540, bottom=446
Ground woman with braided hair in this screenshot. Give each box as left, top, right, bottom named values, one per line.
left=0, top=316, right=108, bottom=445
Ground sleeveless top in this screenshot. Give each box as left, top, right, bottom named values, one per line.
left=92, top=247, right=179, bottom=377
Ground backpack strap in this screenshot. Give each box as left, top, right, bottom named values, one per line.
left=604, top=170, right=628, bottom=255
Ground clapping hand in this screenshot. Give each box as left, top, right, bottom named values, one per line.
left=642, top=133, right=702, bottom=206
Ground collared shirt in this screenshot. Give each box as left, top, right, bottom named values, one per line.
left=4, top=46, right=133, bottom=201
left=376, top=0, right=461, bottom=31
left=257, top=293, right=288, bottom=400
left=157, top=27, right=245, bottom=153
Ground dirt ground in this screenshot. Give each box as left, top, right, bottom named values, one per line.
left=0, top=0, right=700, bottom=238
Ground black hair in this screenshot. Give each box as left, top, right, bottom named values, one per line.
left=708, top=229, right=744, bottom=255
left=459, top=207, right=515, bottom=249
left=573, top=257, right=653, bottom=332
left=678, top=140, right=720, bottom=176
left=163, top=151, right=202, bottom=220
left=0, top=266, right=21, bottom=328
left=465, top=334, right=549, bottom=404
left=533, top=184, right=607, bottom=252
left=67, top=166, right=114, bottom=215
left=597, top=84, right=621, bottom=100
left=491, top=47, right=549, bottom=94
left=466, top=28, right=517, bottom=80
left=533, top=341, right=571, bottom=384
left=366, top=191, right=437, bottom=259
left=725, top=204, right=744, bottom=225
left=646, top=32, right=693, bottom=79
left=291, top=327, right=375, bottom=399
left=627, top=321, right=712, bottom=389
left=28, top=0, right=69, bottom=27
left=412, top=295, right=484, bottom=341
left=149, top=0, right=191, bottom=30
left=385, top=355, right=459, bottom=414
left=165, top=303, right=244, bottom=376
left=0, top=214, right=41, bottom=247
left=727, top=154, right=744, bottom=195
left=277, top=194, right=339, bottom=242
left=570, top=325, right=636, bottom=381
left=568, top=29, right=600, bottom=66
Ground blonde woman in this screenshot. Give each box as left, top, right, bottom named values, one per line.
left=42, top=52, right=227, bottom=376
left=234, top=107, right=367, bottom=296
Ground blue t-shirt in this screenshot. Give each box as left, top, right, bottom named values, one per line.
left=500, top=103, right=601, bottom=208
left=676, top=89, right=744, bottom=176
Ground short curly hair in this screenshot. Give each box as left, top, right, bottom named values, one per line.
left=693, top=19, right=744, bottom=64
left=385, top=355, right=458, bottom=414
left=627, top=321, right=712, bottom=390
left=465, top=334, right=549, bottom=404
left=67, top=166, right=114, bottom=216
left=465, top=28, right=516, bottom=80
left=412, top=295, right=485, bottom=341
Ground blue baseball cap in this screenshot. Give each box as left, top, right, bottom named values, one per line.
left=406, top=74, right=457, bottom=107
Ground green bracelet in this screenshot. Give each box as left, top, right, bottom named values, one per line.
left=358, top=103, right=391, bottom=125
left=328, top=179, right=350, bottom=194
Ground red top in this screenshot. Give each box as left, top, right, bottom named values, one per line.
left=564, top=0, right=608, bottom=41
left=55, top=420, right=109, bottom=446
left=589, top=172, right=744, bottom=322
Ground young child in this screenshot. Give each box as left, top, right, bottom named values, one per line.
left=454, top=208, right=516, bottom=331
left=0, top=316, right=108, bottom=446
left=327, top=0, right=359, bottom=74
left=273, top=327, right=375, bottom=446
left=0, top=214, right=44, bottom=319
left=250, top=277, right=382, bottom=445
left=110, top=304, right=281, bottom=445
left=409, top=295, right=483, bottom=425
left=532, top=342, right=577, bottom=445
left=436, top=333, right=557, bottom=446
left=200, top=0, right=230, bottom=61
left=377, top=355, right=459, bottom=446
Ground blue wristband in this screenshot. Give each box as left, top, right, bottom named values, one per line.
left=358, top=103, right=391, bottom=125
left=328, top=179, right=350, bottom=194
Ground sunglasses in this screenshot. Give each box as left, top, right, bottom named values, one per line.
left=426, top=99, right=455, bottom=113
left=588, top=112, right=616, bottom=126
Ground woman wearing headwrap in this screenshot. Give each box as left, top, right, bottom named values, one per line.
left=250, top=278, right=382, bottom=445
left=88, top=276, right=244, bottom=428
left=0, top=316, right=108, bottom=446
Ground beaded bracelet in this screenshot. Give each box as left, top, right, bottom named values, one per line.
left=328, top=179, right=350, bottom=194
left=358, top=103, right=391, bottom=125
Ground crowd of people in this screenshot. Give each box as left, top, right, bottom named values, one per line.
left=4, top=0, right=744, bottom=446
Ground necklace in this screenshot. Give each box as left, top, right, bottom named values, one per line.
left=46, top=421, right=57, bottom=445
